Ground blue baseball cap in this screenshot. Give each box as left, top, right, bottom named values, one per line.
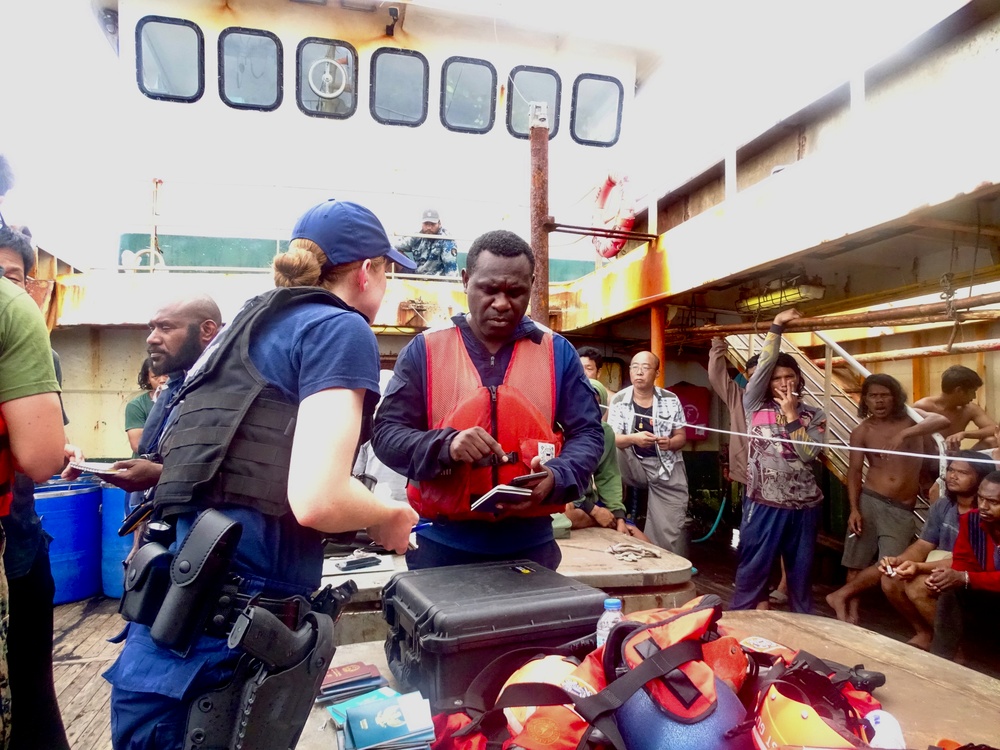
left=291, top=199, right=417, bottom=271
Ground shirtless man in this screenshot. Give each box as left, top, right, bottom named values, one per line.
left=912, top=365, right=996, bottom=451
left=826, top=374, right=949, bottom=624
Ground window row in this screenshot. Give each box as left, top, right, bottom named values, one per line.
left=136, top=16, right=624, bottom=147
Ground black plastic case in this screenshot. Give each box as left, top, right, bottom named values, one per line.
left=382, top=560, right=608, bottom=710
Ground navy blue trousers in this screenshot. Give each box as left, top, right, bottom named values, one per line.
left=731, top=501, right=821, bottom=613
left=405, top=535, right=562, bottom=571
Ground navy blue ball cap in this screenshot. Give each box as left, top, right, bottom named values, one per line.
left=291, top=199, right=417, bottom=271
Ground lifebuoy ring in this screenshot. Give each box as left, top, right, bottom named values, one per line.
left=592, top=173, right=636, bottom=259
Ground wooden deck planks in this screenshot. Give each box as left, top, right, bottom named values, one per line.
left=54, top=596, right=122, bottom=750
left=53, top=543, right=1000, bottom=748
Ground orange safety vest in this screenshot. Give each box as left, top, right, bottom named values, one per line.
left=0, top=411, right=13, bottom=516
left=407, top=326, right=563, bottom=522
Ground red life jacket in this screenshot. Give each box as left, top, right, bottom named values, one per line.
left=0, top=411, right=14, bottom=516
left=406, top=326, right=563, bottom=522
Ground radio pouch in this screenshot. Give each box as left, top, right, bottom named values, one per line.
left=119, top=541, right=173, bottom=626
left=149, top=509, right=243, bottom=655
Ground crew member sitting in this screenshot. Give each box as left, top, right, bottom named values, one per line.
left=878, top=451, right=989, bottom=650
left=928, top=468, right=1000, bottom=660
left=562, top=379, right=649, bottom=541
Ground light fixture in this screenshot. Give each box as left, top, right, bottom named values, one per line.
left=736, top=275, right=825, bottom=314
left=338, top=0, right=377, bottom=10
left=291, top=0, right=328, bottom=5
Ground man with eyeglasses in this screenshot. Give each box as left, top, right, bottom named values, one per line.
left=608, top=352, right=689, bottom=555
left=929, top=469, right=1000, bottom=660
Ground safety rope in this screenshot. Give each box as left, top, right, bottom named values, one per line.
left=606, top=405, right=997, bottom=466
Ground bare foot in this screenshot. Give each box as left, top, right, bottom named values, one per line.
left=826, top=589, right=850, bottom=622
left=755, top=600, right=771, bottom=611
left=847, top=598, right=861, bottom=626
left=907, top=633, right=931, bottom=651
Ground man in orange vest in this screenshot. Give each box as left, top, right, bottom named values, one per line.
left=372, top=230, right=604, bottom=569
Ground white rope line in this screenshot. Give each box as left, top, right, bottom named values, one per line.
left=676, top=420, right=1000, bottom=466
left=603, top=404, right=998, bottom=465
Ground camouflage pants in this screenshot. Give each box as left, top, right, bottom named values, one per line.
left=0, top=537, right=9, bottom=750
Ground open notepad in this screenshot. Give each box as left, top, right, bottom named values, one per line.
left=69, top=461, right=124, bottom=475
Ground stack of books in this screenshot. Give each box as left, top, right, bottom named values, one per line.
left=315, top=661, right=389, bottom=705
left=338, top=691, right=435, bottom=750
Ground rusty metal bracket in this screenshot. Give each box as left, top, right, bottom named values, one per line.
left=542, top=220, right=658, bottom=243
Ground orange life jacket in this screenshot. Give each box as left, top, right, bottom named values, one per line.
left=406, top=326, right=563, bottom=522
left=0, top=411, right=14, bottom=516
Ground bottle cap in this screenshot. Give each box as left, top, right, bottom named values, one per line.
left=604, top=598, right=622, bottom=610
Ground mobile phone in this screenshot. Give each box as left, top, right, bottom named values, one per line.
left=337, top=555, right=381, bottom=571
left=509, top=471, right=548, bottom=487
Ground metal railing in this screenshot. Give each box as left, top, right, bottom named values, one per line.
left=725, top=329, right=946, bottom=523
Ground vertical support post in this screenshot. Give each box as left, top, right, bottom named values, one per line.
left=529, top=102, right=550, bottom=324
left=651, top=305, right=666, bottom=388
left=822, top=344, right=833, bottom=445
left=724, top=150, right=737, bottom=201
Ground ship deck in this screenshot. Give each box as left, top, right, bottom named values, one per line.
left=52, top=530, right=999, bottom=748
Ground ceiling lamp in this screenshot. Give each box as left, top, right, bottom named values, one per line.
left=736, top=276, right=825, bottom=314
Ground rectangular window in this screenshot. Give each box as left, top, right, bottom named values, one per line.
left=371, top=49, right=428, bottom=127
left=297, top=38, right=358, bottom=119
left=219, top=28, right=282, bottom=110
left=506, top=66, right=560, bottom=139
left=441, top=57, right=496, bottom=134
left=136, top=16, right=204, bottom=102
left=571, top=75, right=623, bottom=146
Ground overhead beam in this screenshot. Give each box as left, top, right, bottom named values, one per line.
left=815, top=339, right=1000, bottom=366
left=911, top=218, right=1000, bottom=239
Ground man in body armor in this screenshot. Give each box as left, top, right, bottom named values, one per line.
left=104, top=200, right=418, bottom=749
left=372, top=229, right=604, bottom=569
left=102, top=295, right=223, bottom=501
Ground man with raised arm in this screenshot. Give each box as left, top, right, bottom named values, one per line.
left=731, top=308, right=826, bottom=614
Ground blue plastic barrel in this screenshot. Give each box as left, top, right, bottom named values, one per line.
left=101, top=484, right=134, bottom=598
left=35, top=479, right=102, bottom=604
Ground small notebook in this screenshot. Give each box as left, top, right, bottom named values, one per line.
left=321, top=662, right=382, bottom=691
left=326, top=686, right=401, bottom=727
left=345, top=691, right=434, bottom=750
left=69, top=461, right=124, bottom=475
left=469, top=484, right=533, bottom=515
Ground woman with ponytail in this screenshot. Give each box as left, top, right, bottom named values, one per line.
left=107, top=200, right=420, bottom=750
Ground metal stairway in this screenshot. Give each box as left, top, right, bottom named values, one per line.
left=722, top=330, right=945, bottom=529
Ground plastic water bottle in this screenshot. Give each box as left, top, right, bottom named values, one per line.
left=595, top=598, right=624, bottom=647
left=865, top=709, right=906, bottom=749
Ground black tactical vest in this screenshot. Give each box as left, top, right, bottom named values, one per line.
left=154, top=286, right=369, bottom=518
